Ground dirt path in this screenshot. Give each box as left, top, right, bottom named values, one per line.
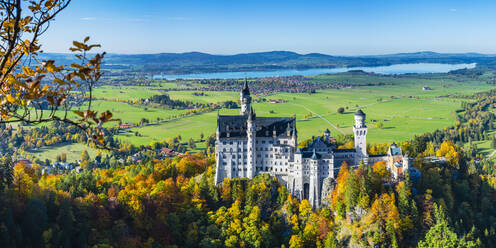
left=292, top=103, right=346, bottom=135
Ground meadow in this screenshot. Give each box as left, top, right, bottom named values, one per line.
left=26, top=72, right=496, bottom=161
left=112, top=74, right=495, bottom=146
left=26, top=143, right=102, bottom=162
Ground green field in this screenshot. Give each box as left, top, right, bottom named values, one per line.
left=26, top=143, right=102, bottom=163
left=110, top=75, right=496, bottom=145
left=29, top=72, right=496, bottom=158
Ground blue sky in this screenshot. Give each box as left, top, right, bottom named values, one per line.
left=40, top=0, right=496, bottom=55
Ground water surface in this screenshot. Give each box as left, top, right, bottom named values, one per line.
left=154, top=63, right=476, bottom=80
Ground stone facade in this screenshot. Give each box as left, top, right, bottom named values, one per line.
left=214, top=82, right=408, bottom=208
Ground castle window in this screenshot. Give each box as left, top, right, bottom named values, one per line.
left=284, top=140, right=288, bottom=144
left=262, top=141, right=266, bottom=144
left=230, top=141, right=233, bottom=145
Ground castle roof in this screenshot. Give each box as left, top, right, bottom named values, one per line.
left=241, top=79, right=250, bottom=96
left=300, top=150, right=323, bottom=159
left=311, top=149, right=318, bottom=159
left=390, top=144, right=402, bottom=156
left=334, top=148, right=356, bottom=153
left=355, top=109, right=365, bottom=116
left=217, top=114, right=295, bottom=138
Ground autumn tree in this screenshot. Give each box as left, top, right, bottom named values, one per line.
left=0, top=0, right=114, bottom=147
left=365, top=193, right=402, bottom=247
left=436, top=140, right=460, bottom=166
left=12, top=162, right=35, bottom=199
left=372, top=160, right=391, bottom=180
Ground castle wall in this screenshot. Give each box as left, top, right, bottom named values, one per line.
left=214, top=83, right=375, bottom=208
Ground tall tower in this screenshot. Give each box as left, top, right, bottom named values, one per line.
left=353, top=109, right=368, bottom=163
left=214, top=115, right=223, bottom=185
left=324, top=128, right=331, bottom=143
left=240, top=80, right=252, bottom=115
left=246, top=108, right=257, bottom=179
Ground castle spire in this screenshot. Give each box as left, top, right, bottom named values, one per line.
left=242, top=78, right=250, bottom=96
left=247, top=107, right=256, bottom=121
left=240, top=79, right=252, bottom=115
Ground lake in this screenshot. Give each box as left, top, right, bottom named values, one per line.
left=154, top=63, right=477, bottom=80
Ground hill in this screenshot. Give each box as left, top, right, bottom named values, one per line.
left=39, top=51, right=496, bottom=74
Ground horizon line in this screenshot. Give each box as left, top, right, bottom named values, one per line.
left=39, top=50, right=496, bottom=57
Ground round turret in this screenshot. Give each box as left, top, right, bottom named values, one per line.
left=354, top=109, right=366, bottom=128
left=355, top=109, right=365, bottom=117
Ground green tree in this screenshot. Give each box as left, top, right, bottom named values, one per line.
left=57, top=199, right=74, bottom=248
left=0, top=156, right=13, bottom=192
left=418, top=205, right=478, bottom=248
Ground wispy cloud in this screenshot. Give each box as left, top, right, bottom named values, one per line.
left=450, top=8, right=457, bottom=12
left=168, top=17, right=190, bottom=21
left=127, top=18, right=150, bottom=22
left=80, top=17, right=96, bottom=21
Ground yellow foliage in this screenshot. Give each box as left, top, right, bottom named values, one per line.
left=372, top=161, right=390, bottom=179
left=436, top=140, right=460, bottom=165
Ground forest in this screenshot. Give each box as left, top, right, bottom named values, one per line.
left=2, top=88, right=496, bottom=247
left=1, top=136, right=495, bottom=247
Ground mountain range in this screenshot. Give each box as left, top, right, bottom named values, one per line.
left=38, top=51, right=496, bottom=74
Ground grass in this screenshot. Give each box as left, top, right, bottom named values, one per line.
left=26, top=143, right=102, bottom=163
left=36, top=74, right=496, bottom=150
left=115, top=76, right=496, bottom=146
left=71, top=100, right=190, bottom=124
left=167, top=90, right=239, bottom=103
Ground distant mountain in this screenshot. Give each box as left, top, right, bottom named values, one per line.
left=364, top=51, right=493, bottom=58
left=38, top=51, right=496, bottom=74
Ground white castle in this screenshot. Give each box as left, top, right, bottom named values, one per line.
left=214, top=82, right=410, bottom=208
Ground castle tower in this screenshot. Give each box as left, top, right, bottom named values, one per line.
left=324, top=129, right=330, bottom=143
left=309, top=149, right=321, bottom=208
left=240, top=80, right=252, bottom=115
left=214, top=116, right=223, bottom=185
left=292, top=117, right=297, bottom=146
left=353, top=109, right=368, bottom=164
left=246, top=108, right=257, bottom=178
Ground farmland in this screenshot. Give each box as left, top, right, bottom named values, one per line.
left=26, top=71, right=496, bottom=161
left=112, top=73, right=495, bottom=145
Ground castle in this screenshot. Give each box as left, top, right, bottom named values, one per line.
left=214, top=81, right=410, bottom=208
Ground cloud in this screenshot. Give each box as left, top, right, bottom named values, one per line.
left=80, top=17, right=96, bottom=21
left=127, top=18, right=150, bottom=22
left=450, top=8, right=457, bottom=12
left=168, top=17, right=190, bottom=21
